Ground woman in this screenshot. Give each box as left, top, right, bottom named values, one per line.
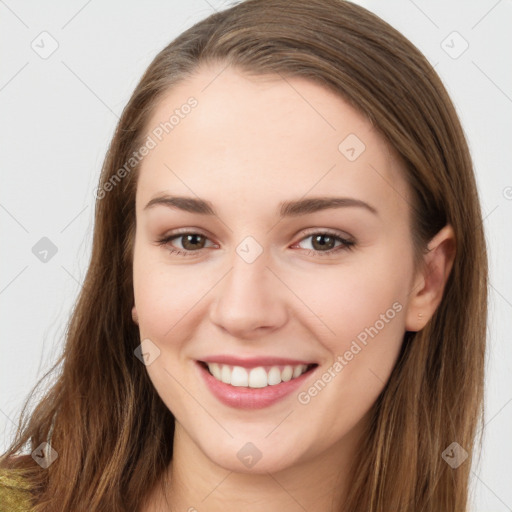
left=0, top=0, right=487, bottom=510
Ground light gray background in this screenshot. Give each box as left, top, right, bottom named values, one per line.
left=1, top=1, right=510, bottom=510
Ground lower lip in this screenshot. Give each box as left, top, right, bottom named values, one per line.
left=196, top=361, right=317, bottom=409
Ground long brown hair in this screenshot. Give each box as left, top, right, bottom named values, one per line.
left=1, top=1, right=487, bottom=510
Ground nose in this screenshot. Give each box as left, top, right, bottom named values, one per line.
left=208, top=247, right=289, bottom=339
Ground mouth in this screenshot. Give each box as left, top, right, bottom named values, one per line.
left=196, top=357, right=320, bottom=409
left=198, top=360, right=318, bottom=389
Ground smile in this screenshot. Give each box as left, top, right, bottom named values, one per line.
left=200, top=361, right=316, bottom=388
left=196, top=355, right=319, bottom=409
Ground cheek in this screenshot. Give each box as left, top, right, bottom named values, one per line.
left=293, top=249, right=411, bottom=408
left=132, top=247, right=210, bottom=411
left=296, top=252, right=410, bottom=347
left=132, top=243, right=210, bottom=340
left=289, top=259, right=409, bottom=446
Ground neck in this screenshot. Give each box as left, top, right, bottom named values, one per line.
left=148, top=417, right=368, bottom=512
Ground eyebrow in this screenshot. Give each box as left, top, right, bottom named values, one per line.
left=143, top=194, right=378, bottom=217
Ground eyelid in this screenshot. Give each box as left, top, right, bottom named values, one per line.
left=157, top=227, right=356, bottom=257
left=159, top=226, right=354, bottom=243
left=158, top=227, right=218, bottom=249
left=296, top=226, right=354, bottom=242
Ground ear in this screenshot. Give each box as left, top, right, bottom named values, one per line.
left=131, top=306, right=139, bottom=325
left=405, top=224, right=456, bottom=332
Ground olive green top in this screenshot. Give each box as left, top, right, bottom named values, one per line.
left=0, top=468, right=33, bottom=511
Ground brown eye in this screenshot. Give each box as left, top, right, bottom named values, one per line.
left=180, top=233, right=207, bottom=250
left=156, top=231, right=216, bottom=256
left=310, top=234, right=337, bottom=251
left=294, top=231, right=355, bottom=257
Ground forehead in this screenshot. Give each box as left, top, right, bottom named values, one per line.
left=136, top=64, right=410, bottom=218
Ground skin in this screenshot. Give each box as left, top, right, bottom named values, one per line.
left=131, top=64, right=455, bottom=511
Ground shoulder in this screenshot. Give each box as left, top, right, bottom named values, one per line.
left=0, top=466, right=33, bottom=511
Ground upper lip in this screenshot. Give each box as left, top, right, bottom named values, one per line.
left=198, top=355, right=317, bottom=368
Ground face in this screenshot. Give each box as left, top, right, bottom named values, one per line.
left=131, top=64, right=418, bottom=474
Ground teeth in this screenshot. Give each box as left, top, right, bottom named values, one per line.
left=281, top=366, right=293, bottom=382
left=267, top=367, right=281, bottom=386
left=292, top=365, right=303, bottom=378
left=231, top=366, right=248, bottom=387
left=221, top=365, right=231, bottom=384
left=209, top=363, right=221, bottom=380
left=248, top=367, right=267, bottom=388
left=205, top=363, right=310, bottom=388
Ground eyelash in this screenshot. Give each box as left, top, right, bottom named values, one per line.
left=156, top=228, right=355, bottom=258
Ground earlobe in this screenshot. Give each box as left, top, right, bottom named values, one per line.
left=405, top=224, right=456, bottom=332
left=131, top=306, right=139, bottom=325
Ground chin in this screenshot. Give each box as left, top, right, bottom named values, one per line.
left=208, top=445, right=301, bottom=475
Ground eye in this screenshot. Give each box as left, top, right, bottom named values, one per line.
left=292, top=230, right=355, bottom=257
left=156, top=230, right=217, bottom=256
left=156, top=229, right=355, bottom=257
